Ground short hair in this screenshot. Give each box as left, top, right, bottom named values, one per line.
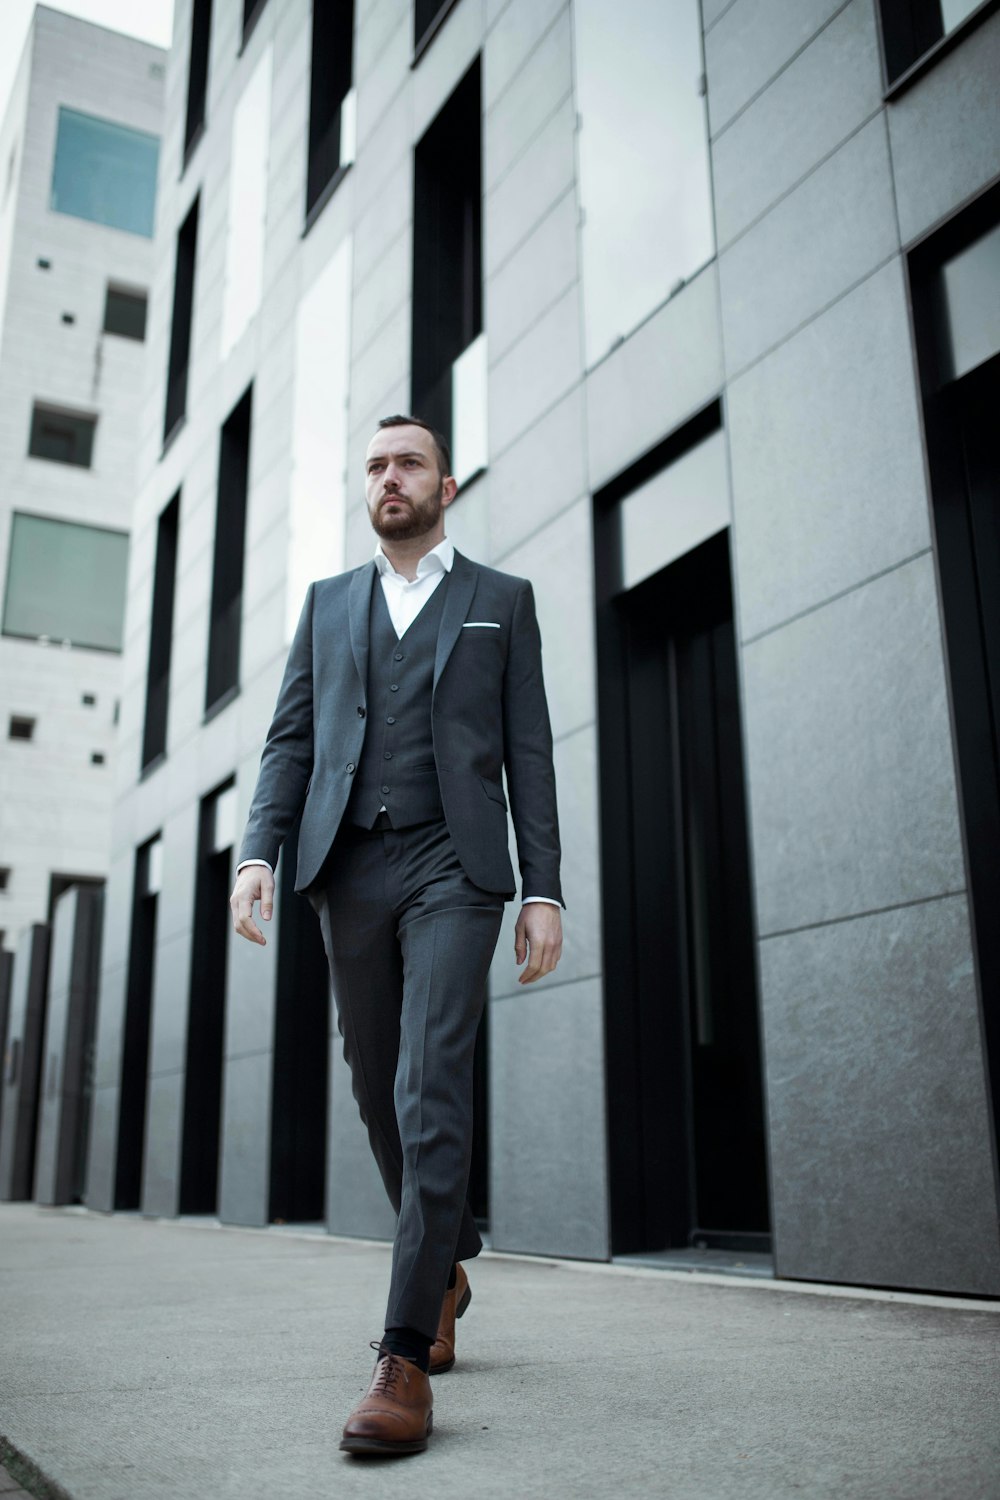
left=375, top=414, right=452, bottom=479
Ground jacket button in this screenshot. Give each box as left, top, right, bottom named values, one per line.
left=384, top=751, right=392, bottom=760
left=357, top=706, right=366, bottom=718
left=386, top=716, right=396, bottom=725
left=381, top=784, right=390, bottom=795
left=394, top=651, right=404, bottom=661
left=389, top=684, right=399, bottom=692
left=346, top=763, right=355, bottom=773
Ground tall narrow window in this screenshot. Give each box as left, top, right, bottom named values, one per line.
left=411, top=58, right=484, bottom=488
left=180, top=782, right=236, bottom=1215
left=306, top=0, right=356, bottom=220
left=115, top=836, right=162, bottom=1210
left=184, top=0, right=213, bottom=159
left=878, top=0, right=989, bottom=84
left=164, top=196, right=199, bottom=442
left=142, top=493, right=180, bottom=769
left=205, top=386, right=252, bottom=713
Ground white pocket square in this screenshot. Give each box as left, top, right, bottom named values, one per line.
left=462, top=621, right=500, bottom=628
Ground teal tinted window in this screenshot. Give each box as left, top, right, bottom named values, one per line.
left=3, top=512, right=129, bottom=651
left=50, top=107, right=159, bottom=238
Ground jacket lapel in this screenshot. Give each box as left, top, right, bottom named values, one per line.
left=348, top=562, right=376, bottom=696
left=434, top=550, right=478, bottom=693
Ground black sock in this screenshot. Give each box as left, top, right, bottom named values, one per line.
left=380, top=1325, right=431, bottom=1373
left=447, top=1263, right=457, bottom=1291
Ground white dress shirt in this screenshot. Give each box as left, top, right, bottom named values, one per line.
left=238, top=538, right=558, bottom=907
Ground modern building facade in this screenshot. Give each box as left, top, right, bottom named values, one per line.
left=83, top=0, right=1000, bottom=1297
left=0, top=7, right=165, bottom=948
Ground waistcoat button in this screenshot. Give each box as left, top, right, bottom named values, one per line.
left=381, top=784, right=390, bottom=794
left=346, top=763, right=355, bottom=773
left=384, top=751, right=392, bottom=760
left=386, top=716, right=396, bottom=725
left=394, top=651, right=404, bottom=661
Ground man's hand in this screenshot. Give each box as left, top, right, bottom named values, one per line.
left=230, top=865, right=275, bottom=946
left=514, top=903, right=563, bottom=984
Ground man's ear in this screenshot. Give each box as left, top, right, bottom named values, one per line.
left=441, top=474, right=459, bottom=507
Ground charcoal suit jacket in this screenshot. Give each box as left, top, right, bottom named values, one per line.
left=237, top=548, right=564, bottom=904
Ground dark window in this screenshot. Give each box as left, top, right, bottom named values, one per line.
left=243, top=0, right=270, bottom=43
left=411, top=57, right=481, bottom=466
left=2, top=513, right=129, bottom=652
left=28, top=403, right=96, bottom=467
left=205, top=387, right=252, bottom=712
left=142, top=492, right=180, bottom=769
left=0, top=868, right=10, bottom=891
left=82, top=693, right=96, bottom=706
left=9, top=716, right=35, bottom=741
left=414, top=0, right=461, bottom=59
left=909, top=179, right=1000, bottom=1174
left=306, top=0, right=355, bottom=220
left=37, top=257, right=51, bottom=269
left=164, top=196, right=199, bottom=441
left=104, top=285, right=148, bottom=341
left=61, top=312, right=75, bottom=325
left=878, top=0, right=994, bottom=86
left=184, top=0, right=214, bottom=158
left=90, top=751, right=105, bottom=765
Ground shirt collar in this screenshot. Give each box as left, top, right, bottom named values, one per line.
left=374, top=536, right=454, bottom=580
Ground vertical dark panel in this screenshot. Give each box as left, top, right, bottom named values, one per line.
left=184, top=0, right=213, bottom=157
left=877, top=0, right=944, bottom=81
left=306, top=0, right=354, bottom=217
left=411, top=58, right=481, bottom=446
left=142, top=494, right=180, bottom=769
left=164, top=197, right=199, bottom=441
left=205, top=386, right=252, bottom=712
left=115, top=840, right=159, bottom=1210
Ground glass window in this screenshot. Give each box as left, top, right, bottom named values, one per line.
left=939, top=219, right=1000, bottom=384
left=50, top=107, right=160, bottom=239
left=104, top=286, right=148, bottom=341
left=573, top=0, right=714, bottom=366
left=620, top=428, right=729, bottom=592
left=8, top=716, right=35, bottom=741
left=3, top=512, right=129, bottom=652
left=879, top=0, right=989, bottom=83
left=28, top=403, right=96, bottom=467
left=220, top=46, right=271, bottom=359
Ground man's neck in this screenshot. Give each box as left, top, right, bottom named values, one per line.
left=379, top=532, right=445, bottom=582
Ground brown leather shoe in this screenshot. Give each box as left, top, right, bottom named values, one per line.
left=339, top=1345, right=433, bottom=1455
left=429, top=1262, right=472, bottom=1375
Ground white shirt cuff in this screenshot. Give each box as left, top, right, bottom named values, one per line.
left=236, top=859, right=273, bottom=875
left=522, top=896, right=560, bottom=907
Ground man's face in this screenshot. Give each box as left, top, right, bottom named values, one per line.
left=365, top=426, right=447, bottom=541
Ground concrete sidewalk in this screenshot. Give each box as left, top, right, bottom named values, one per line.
left=0, top=1205, right=997, bottom=1500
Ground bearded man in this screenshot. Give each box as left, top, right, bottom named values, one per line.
left=230, top=415, right=564, bottom=1455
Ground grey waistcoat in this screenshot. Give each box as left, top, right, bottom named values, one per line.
left=347, top=572, right=450, bottom=829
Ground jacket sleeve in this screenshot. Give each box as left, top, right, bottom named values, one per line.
left=501, top=579, right=564, bottom=907
left=236, top=582, right=315, bottom=872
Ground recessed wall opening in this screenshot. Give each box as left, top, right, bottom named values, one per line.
left=28, top=403, right=96, bottom=467
left=116, top=837, right=162, bottom=1210
left=909, top=179, right=1000, bottom=1167
left=104, top=285, right=148, bottom=341
left=164, top=196, right=199, bottom=442
left=595, top=406, right=771, bottom=1262
left=306, top=0, right=355, bottom=218
left=142, top=492, right=180, bottom=769
left=180, top=780, right=236, bottom=1215
left=411, top=57, right=485, bottom=489
left=205, top=385, right=252, bottom=713
left=184, top=0, right=213, bottom=157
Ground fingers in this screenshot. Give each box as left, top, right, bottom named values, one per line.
left=516, top=909, right=563, bottom=984
left=517, top=935, right=562, bottom=983
left=259, top=868, right=275, bottom=922
left=229, top=870, right=272, bottom=946
left=514, top=913, right=527, bottom=964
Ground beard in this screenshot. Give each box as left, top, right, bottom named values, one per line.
left=370, top=477, right=444, bottom=540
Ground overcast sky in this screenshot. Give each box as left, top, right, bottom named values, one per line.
left=0, top=1, right=176, bottom=126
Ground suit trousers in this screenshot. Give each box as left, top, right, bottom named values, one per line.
left=307, top=815, right=505, bottom=1341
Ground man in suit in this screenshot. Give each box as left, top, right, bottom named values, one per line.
left=230, top=415, right=563, bottom=1455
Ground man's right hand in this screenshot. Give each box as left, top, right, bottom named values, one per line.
left=230, top=865, right=275, bottom=946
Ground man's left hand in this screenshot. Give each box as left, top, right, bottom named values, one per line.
left=514, top=904, right=563, bottom=984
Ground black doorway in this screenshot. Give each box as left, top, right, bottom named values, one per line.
left=597, top=521, right=770, bottom=1255
left=115, top=838, right=161, bottom=1209
left=269, top=815, right=329, bottom=1225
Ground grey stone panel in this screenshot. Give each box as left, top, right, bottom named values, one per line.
left=225, top=913, right=279, bottom=1062
left=83, top=1082, right=119, bottom=1212
left=0, top=926, right=50, bottom=1201
left=484, top=6, right=573, bottom=192
left=487, top=385, right=587, bottom=560
left=887, top=9, right=1000, bottom=246
left=490, top=722, right=602, bottom=1000
left=718, top=115, right=898, bottom=378
left=489, top=285, right=581, bottom=457
left=486, top=186, right=578, bottom=365
left=760, top=893, right=1000, bottom=1294
left=218, top=1049, right=271, bottom=1227
left=742, top=554, right=967, bottom=936
left=34, top=886, right=104, bottom=1207
left=92, top=964, right=127, bottom=1090
left=326, top=1031, right=397, bottom=1242
left=141, top=1069, right=183, bottom=1218
left=146, top=930, right=194, bottom=1081
left=489, top=976, right=609, bottom=1258
left=446, top=470, right=492, bottom=562
left=157, top=806, right=199, bottom=946
left=703, top=0, right=736, bottom=28
left=584, top=263, right=723, bottom=492
left=484, top=97, right=577, bottom=278
left=351, top=229, right=410, bottom=364
left=711, top=0, right=882, bottom=248
left=493, top=496, right=596, bottom=741
left=728, top=259, right=931, bottom=641
left=484, top=0, right=566, bottom=109
left=705, top=0, right=847, bottom=136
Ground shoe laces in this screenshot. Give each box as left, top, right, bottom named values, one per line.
left=368, top=1341, right=408, bottom=1394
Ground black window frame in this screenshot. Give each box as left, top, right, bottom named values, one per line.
left=876, top=0, right=1000, bottom=95
left=163, top=196, right=200, bottom=446
left=304, top=0, right=355, bottom=229
left=104, top=284, right=148, bottom=342
left=141, top=492, right=181, bottom=772
left=28, top=402, right=96, bottom=468
left=205, top=386, right=252, bottom=716
left=183, top=0, right=214, bottom=164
